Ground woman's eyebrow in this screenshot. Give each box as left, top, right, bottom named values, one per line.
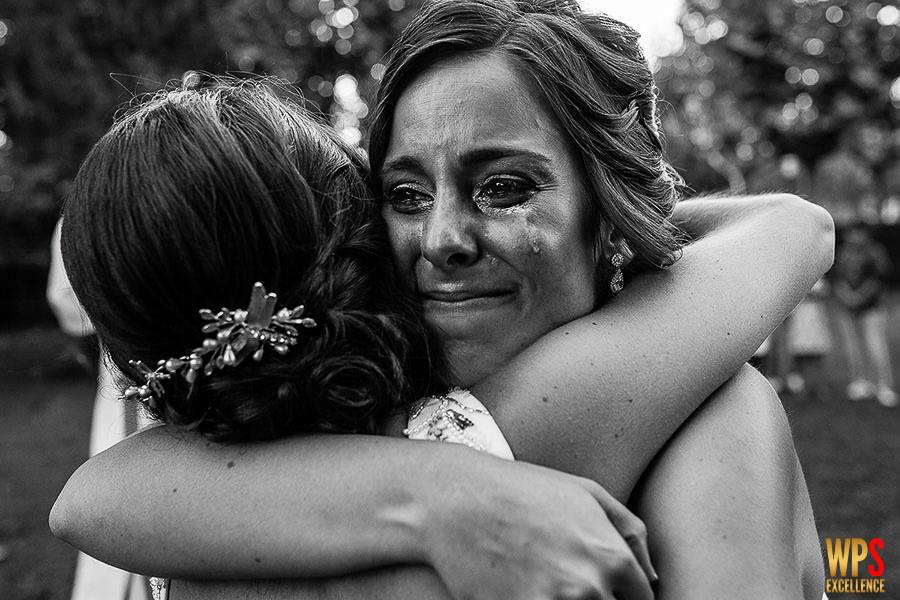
left=459, top=147, right=553, bottom=168
left=380, top=147, right=554, bottom=176
left=380, top=155, right=423, bottom=175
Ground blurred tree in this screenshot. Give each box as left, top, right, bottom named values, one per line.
left=0, top=0, right=421, bottom=327
left=657, top=0, right=900, bottom=222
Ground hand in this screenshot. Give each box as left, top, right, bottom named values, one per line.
left=420, top=449, right=656, bottom=600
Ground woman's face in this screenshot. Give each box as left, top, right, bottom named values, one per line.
left=380, top=53, right=598, bottom=385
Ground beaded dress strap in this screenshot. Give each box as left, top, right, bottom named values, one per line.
left=405, top=388, right=514, bottom=460
left=150, top=577, right=169, bottom=600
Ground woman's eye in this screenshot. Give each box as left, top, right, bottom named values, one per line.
left=385, top=185, right=433, bottom=214
left=475, top=177, right=536, bottom=208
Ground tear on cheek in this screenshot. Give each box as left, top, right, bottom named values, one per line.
left=525, top=214, right=542, bottom=255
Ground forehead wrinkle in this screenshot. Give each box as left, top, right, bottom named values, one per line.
left=387, top=91, right=462, bottom=163
left=387, top=53, right=574, bottom=172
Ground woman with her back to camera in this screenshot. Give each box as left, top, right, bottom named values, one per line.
left=52, top=1, right=833, bottom=599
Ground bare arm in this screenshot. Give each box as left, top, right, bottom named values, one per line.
left=52, top=194, right=833, bottom=578
left=53, top=426, right=654, bottom=599
left=632, top=365, right=824, bottom=599
left=169, top=366, right=824, bottom=600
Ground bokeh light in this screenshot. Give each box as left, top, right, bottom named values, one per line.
left=876, top=4, right=900, bottom=25
left=824, top=6, right=844, bottom=25
left=796, top=92, right=813, bottom=111
left=331, top=6, right=355, bottom=28
left=890, top=76, right=900, bottom=107
left=803, top=37, right=824, bottom=55
left=866, top=2, right=882, bottom=19
left=780, top=154, right=802, bottom=179
left=332, top=73, right=367, bottom=146
left=284, top=29, right=304, bottom=47
left=801, top=67, right=820, bottom=86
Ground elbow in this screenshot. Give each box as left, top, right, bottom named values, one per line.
left=49, top=492, right=75, bottom=543
left=804, top=199, right=836, bottom=277
left=772, top=193, right=836, bottom=279
left=49, top=465, right=96, bottom=547
left=49, top=485, right=76, bottom=543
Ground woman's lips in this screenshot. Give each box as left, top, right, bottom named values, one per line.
left=420, top=288, right=510, bottom=302
left=418, top=286, right=517, bottom=313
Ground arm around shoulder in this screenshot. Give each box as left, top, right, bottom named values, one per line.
left=677, top=192, right=834, bottom=274
left=49, top=423, right=656, bottom=600
left=50, top=425, right=436, bottom=578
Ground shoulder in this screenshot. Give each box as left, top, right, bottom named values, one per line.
left=632, top=364, right=822, bottom=599
left=656, top=364, right=794, bottom=465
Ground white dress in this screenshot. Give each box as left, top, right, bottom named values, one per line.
left=404, top=387, right=514, bottom=459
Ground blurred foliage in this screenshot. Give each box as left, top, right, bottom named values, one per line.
left=3, top=0, right=900, bottom=326
left=656, top=0, right=900, bottom=224
left=0, top=0, right=421, bottom=326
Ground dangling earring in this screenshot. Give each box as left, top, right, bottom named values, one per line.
left=609, top=253, right=625, bottom=294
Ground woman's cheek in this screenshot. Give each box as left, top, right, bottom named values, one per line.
left=483, top=213, right=543, bottom=265
left=522, top=210, right=570, bottom=264
left=524, top=210, right=598, bottom=314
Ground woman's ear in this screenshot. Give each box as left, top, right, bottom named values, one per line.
left=593, top=224, right=633, bottom=268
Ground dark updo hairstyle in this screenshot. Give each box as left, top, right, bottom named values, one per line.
left=369, top=0, right=685, bottom=295
left=62, top=76, right=436, bottom=442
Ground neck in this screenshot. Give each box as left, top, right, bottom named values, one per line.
left=443, top=339, right=507, bottom=389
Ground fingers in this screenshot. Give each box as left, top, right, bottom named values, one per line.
left=617, top=518, right=656, bottom=588
left=578, top=478, right=659, bottom=585
left=608, top=553, right=655, bottom=600
left=555, top=555, right=653, bottom=600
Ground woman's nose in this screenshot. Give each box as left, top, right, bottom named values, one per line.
left=421, top=193, right=479, bottom=270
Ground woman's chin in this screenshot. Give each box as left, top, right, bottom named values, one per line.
left=428, top=317, right=541, bottom=388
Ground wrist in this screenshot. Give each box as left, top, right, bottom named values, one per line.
left=404, top=442, right=486, bottom=568
left=374, top=441, right=473, bottom=567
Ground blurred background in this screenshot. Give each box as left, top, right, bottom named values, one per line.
left=1, top=0, right=898, bottom=598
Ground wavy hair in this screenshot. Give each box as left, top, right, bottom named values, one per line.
left=62, top=76, right=437, bottom=442
left=369, top=0, right=685, bottom=296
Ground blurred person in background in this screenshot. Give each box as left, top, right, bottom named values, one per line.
left=46, top=220, right=97, bottom=375
left=785, top=278, right=833, bottom=401
left=832, top=225, right=897, bottom=407
left=756, top=278, right=834, bottom=400
left=47, top=219, right=152, bottom=600
left=756, top=316, right=794, bottom=395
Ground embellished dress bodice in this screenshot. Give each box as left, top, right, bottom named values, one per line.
left=404, top=387, right=514, bottom=459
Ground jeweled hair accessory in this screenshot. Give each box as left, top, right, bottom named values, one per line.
left=122, top=282, right=316, bottom=406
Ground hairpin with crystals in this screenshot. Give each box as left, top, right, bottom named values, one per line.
left=122, top=282, right=316, bottom=406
